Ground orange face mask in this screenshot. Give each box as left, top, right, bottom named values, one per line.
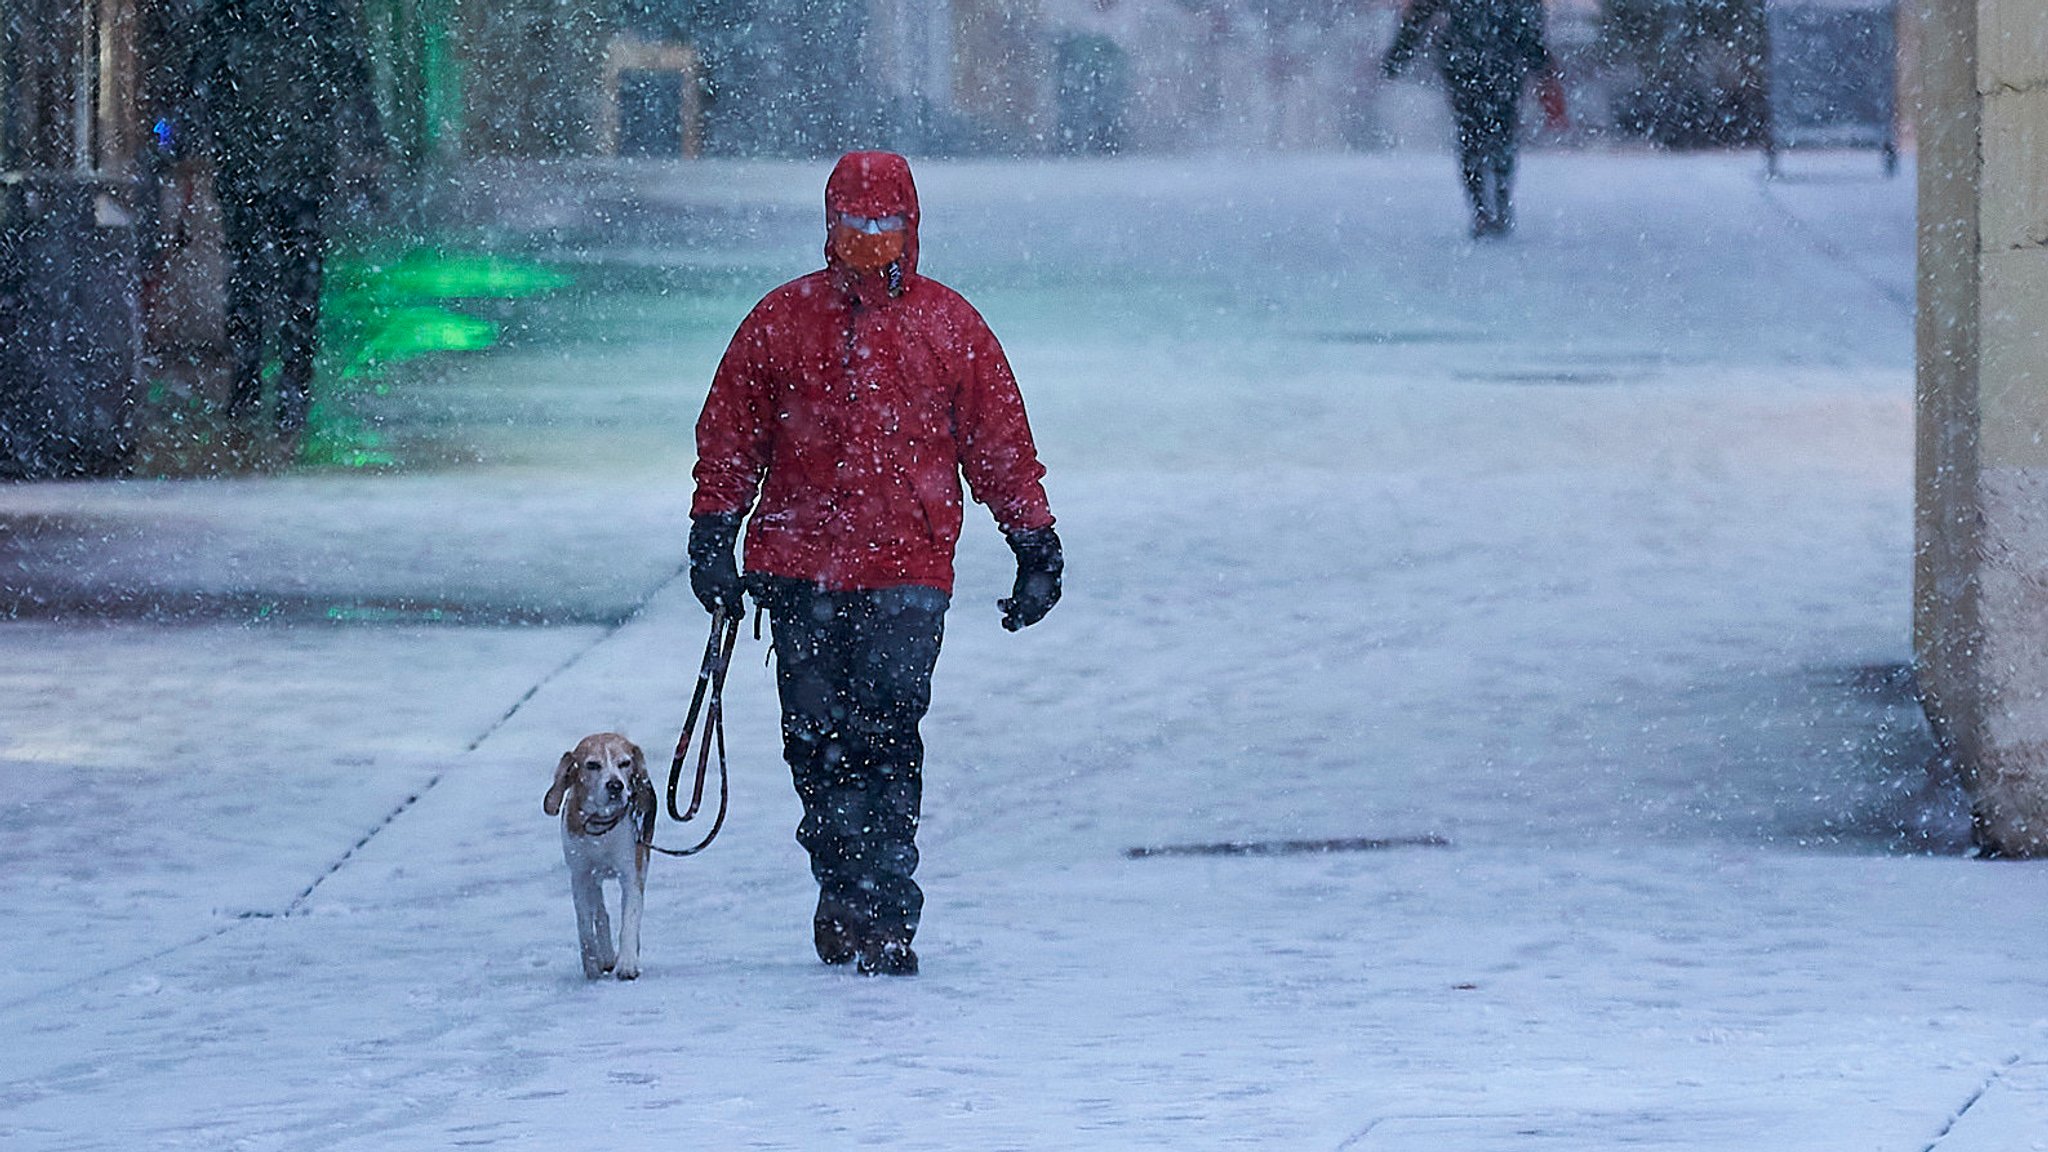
left=831, top=215, right=907, bottom=273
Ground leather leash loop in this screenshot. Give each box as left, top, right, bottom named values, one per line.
left=649, top=609, right=740, bottom=858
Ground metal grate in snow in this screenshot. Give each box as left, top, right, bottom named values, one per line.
left=1456, top=369, right=1631, bottom=386
left=1342, top=1110, right=1765, bottom=1151
left=1310, top=329, right=1486, bottom=346
left=1124, top=835, right=1449, bottom=859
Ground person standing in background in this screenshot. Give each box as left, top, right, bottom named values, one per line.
left=1384, top=0, right=1560, bottom=238
left=187, top=0, right=382, bottom=447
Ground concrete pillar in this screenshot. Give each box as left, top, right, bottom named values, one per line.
left=1915, top=0, right=2048, bottom=855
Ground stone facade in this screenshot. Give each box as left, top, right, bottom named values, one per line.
left=1915, top=0, right=2048, bottom=854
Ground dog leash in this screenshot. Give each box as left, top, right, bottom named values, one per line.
left=647, top=608, right=741, bottom=858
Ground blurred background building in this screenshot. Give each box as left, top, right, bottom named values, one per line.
left=3, top=0, right=1909, bottom=477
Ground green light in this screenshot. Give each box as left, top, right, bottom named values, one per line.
left=291, top=245, right=571, bottom=470
left=376, top=251, right=572, bottom=299
left=331, top=248, right=571, bottom=302
left=343, top=305, right=499, bottom=376
left=298, top=399, right=398, bottom=470
left=324, top=604, right=446, bottom=624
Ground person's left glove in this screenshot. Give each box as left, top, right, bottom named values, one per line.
left=688, top=513, right=746, bottom=618
left=999, top=526, right=1063, bottom=632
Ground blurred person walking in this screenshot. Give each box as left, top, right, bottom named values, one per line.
left=186, top=0, right=382, bottom=445
left=688, top=151, right=1063, bottom=977
left=1383, top=0, right=1560, bottom=238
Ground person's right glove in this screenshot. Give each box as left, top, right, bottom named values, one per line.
left=999, top=526, right=1063, bottom=632
left=688, top=512, right=746, bottom=618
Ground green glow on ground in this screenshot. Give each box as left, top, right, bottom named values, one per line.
left=341, top=305, right=499, bottom=377
left=369, top=250, right=573, bottom=300
left=323, top=603, right=447, bottom=624
left=299, top=246, right=570, bottom=470
left=127, top=244, right=569, bottom=475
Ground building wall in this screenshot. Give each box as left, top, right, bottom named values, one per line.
left=456, top=0, right=613, bottom=156
left=1915, top=0, right=2048, bottom=855
left=420, top=0, right=1597, bottom=159
left=950, top=0, right=1048, bottom=141
left=5, top=0, right=144, bottom=172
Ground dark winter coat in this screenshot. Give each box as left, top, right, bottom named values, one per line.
left=186, top=0, right=381, bottom=199
left=691, top=151, right=1055, bottom=595
left=1385, top=0, right=1553, bottom=88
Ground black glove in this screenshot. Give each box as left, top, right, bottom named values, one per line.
left=1000, top=526, right=1063, bottom=632
left=688, top=513, right=746, bottom=618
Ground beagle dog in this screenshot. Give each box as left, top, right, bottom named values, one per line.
left=543, top=733, right=655, bottom=980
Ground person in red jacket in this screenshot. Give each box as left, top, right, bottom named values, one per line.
left=689, top=151, right=1062, bottom=976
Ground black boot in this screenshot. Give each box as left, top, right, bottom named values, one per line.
left=813, top=893, right=859, bottom=966
left=857, top=939, right=918, bottom=977
left=276, top=379, right=311, bottom=440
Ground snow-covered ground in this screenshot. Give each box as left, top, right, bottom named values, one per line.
left=5, top=150, right=2047, bottom=1150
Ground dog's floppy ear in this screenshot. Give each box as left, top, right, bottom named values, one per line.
left=630, top=743, right=656, bottom=843
left=544, top=751, right=577, bottom=816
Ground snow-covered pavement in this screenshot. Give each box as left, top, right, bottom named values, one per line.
left=4, top=150, right=2046, bottom=1150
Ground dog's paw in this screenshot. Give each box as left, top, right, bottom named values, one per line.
left=581, top=963, right=607, bottom=980
left=613, top=958, right=640, bottom=980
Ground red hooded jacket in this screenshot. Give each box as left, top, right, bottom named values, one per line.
left=691, top=151, right=1055, bottom=594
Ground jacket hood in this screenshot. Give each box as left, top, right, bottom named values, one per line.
left=824, top=151, right=920, bottom=286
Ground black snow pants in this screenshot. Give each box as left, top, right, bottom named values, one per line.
left=1446, top=70, right=1524, bottom=233
left=219, top=184, right=326, bottom=434
left=758, top=578, right=948, bottom=949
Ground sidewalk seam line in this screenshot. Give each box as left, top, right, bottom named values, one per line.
left=6, top=564, right=686, bottom=1009
left=0, top=925, right=237, bottom=1016
left=1758, top=179, right=1914, bottom=318
left=282, top=563, right=686, bottom=915
left=1921, top=1053, right=2023, bottom=1152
